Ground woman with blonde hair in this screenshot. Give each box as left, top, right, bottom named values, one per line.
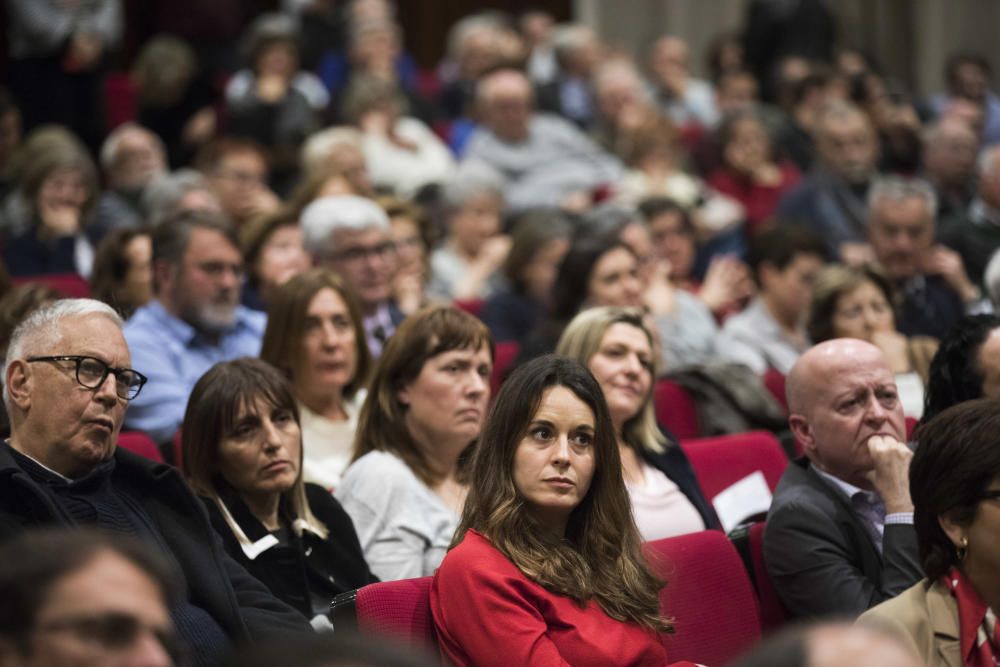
left=183, top=358, right=376, bottom=623
left=335, top=305, right=493, bottom=580
left=556, top=306, right=717, bottom=540
left=432, top=355, right=674, bottom=666
left=261, top=269, right=372, bottom=489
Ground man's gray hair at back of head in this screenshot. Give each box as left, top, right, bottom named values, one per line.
left=441, top=161, right=506, bottom=212
left=3, top=299, right=123, bottom=408
left=300, top=195, right=390, bottom=257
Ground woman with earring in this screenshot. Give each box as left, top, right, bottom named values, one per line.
left=860, top=398, right=1000, bottom=666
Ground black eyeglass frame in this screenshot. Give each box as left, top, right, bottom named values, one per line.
left=26, top=355, right=148, bottom=400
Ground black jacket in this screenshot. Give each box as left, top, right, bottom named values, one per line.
left=0, top=444, right=310, bottom=640
left=203, top=482, right=378, bottom=618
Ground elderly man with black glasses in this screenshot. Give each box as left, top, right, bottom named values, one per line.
left=0, top=299, right=310, bottom=666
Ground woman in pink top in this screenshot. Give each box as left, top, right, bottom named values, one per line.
left=432, top=355, right=679, bottom=667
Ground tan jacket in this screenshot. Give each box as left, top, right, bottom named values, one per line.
left=858, top=578, right=960, bottom=667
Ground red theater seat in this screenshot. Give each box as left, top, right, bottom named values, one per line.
left=332, top=576, right=435, bottom=648
left=117, top=431, right=164, bottom=463
left=655, top=380, right=700, bottom=440
left=12, top=273, right=90, bottom=298
left=646, top=530, right=761, bottom=665
left=731, top=521, right=789, bottom=634
left=680, top=431, right=788, bottom=502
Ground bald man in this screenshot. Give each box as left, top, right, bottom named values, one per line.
left=764, top=339, right=922, bottom=619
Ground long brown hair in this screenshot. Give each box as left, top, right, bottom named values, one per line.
left=261, top=269, right=371, bottom=402
left=181, top=358, right=327, bottom=542
left=453, top=355, right=671, bottom=633
left=352, top=305, right=493, bottom=487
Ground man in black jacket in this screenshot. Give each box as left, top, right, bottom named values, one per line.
left=0, top=298, right=309, bottom=666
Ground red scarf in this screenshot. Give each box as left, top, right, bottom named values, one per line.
left=944, top=567, right=1000, bottom=667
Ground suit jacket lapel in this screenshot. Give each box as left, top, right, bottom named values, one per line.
left=802, top=463, right=883, bottom=572
left=926, top=579, right=961, bottom=667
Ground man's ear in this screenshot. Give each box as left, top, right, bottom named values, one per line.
left=152, top=259, right=175, bottom=297
left=5, top=360, right=32, bottom=412
left=788, top=413, right=815, bottom=457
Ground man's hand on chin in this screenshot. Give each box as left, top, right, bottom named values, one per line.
left=865, top=435, right=914, bottom=513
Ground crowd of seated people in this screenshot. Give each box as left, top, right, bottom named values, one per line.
left=6, top=1, right=1000, bottom=665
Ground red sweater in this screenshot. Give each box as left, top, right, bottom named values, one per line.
left=707, top=161, right=800, bottom=235
left=431, top=530, right=669, bottom=667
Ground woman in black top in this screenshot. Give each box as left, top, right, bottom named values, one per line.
left=181, top=357, right=377, bottom=623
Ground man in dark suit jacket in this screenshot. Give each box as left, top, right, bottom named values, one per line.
left=764, top=338, right=922, bottom=619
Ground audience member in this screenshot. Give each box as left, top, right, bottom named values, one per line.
left=708, top=108, right=801, bottom=236
left=589, top=58, right=656, bottom=161
left=866, top=176, right=975, bottom=340
left=196, top=138, right=280, bottom=229
left=481, top=208, right=572, bottom=344
left=807, top=264, right=938, bottom=418
left=556, top=307, right=718, bottom=539
left=0, top=528, right=179, bottom=667
left=299, top=195, right=402, bottom=358
left=336, top=305, right=492, bottom=580
left=535, top=23, right=603, bottom=129
left=928, top=52, right=1000, bottom=146
left=92, top=124, right=168, bottom=240
left=381, top=196, right=433, bottom=315
left=131, top=35, right=218, bottom=168
left=638, top=197, right=753, bottom=319
left=777, top=100, right=881, bottom=262
left=939, top=144, right=1000, bottom=286
left=239, top=207, right=310, bottom=311
left=646, top=35, right=719, bottom=128
left=142, top=168, right=223, bottom=229
left=0, top=299, right=309, bottom=664
left=463, top=68, right=623, bottom=211
left=298, top=126, right=374, bottom=198
left=718, top=225, right=827, bottom=374
left=920, top=314, right=1000, bottom=425
left=519, top=10, right=557, bottom=85
left=260, top=270, right=372, bottom=489
left=765, top=339, right=922, bottom=618
left=0, top=283, right=59, bottom=437
left=182, top=358, right=377, bottom=625
left=124, top=211, right=265, bottom=445
left=921, top=116, right=979, bottom=220
left=427, top=163, right=508, bottom=301
left=2, top=128, right=98, bottom=277
left=859, top=398, right=1000, bottom=666
left=341, top=74, right=455, bottom=198
left=431, top=355, right=672, bottom=666
left=90, top=228, right=154, bottom=319
left=730, top=621, right=922, bottom=667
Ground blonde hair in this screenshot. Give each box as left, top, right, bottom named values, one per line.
left=556, top=306, right=666, bottom=454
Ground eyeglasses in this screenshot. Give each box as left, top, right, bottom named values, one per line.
left=27, top=356, right=148, bottom=400
left=36, top=612, right=184, bottom=663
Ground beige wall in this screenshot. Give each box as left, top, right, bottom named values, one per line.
left=575, top=0, right=1000, bottom=98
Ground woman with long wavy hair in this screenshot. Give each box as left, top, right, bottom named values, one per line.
left=431, top=355, right=673, bottom=666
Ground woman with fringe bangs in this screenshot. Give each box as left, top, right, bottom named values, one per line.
left=431, top=355, right=678, bottom=667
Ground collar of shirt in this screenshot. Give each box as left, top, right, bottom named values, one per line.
left=813, top=464, right=867, bottom=501
left=4, top=440, right=72, bottom=482
left=144, top=300, right=252, bottom=348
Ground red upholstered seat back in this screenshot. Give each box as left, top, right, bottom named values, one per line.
left=12, top=273, right=90, bottom=298
left=117, top=431, right=164, bottom=463
left=654, top=379, right=700, bottom=440
left=747, top=521, right=789, bottom=632
left=355, top=576, right=436, bottom=647
left=646, top=530, right=761, bottom=665
left=490, top=340, right=519, bottom=397
left=679, top=431, right=788, bottom=501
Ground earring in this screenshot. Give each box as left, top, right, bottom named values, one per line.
left=957, top=537, right=968, bottom=562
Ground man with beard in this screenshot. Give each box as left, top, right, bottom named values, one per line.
left=124, top=210, right=265, bottom=447
left=777, top=100, right=881, bottom=263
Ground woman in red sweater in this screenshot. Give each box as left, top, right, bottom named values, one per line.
left=431, top=355, right=676, bottom=667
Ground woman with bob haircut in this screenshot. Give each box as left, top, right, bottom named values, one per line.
left=920, top=314, right=1000, bottom=426
left=556, top=306, right=718, bottom=540
left=182, top=357, right=377, bottom=623
left=260, top=269, right=372, bottom=490
left=431, top=354, right=673, bottom=666
left=859, top=397, right=1000, bottom=665
left=807, top=263, right=937, bottom=418
left=335, top=305, right=493, bottom=581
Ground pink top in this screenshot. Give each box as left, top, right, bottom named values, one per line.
left=431, top=530, right=669, bottom=667
left=627, top=462, right=706, bottom=541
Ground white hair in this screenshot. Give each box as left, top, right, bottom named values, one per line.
left=300, top=126, right=364, bottom=178
left=99, top=122, right=164, bottom=171
left=441, top=161, right=506, bottom=211
left=867, top=175, right=938, bottom=220
left=550, top=23, right=595, bottom=66
left=142, top=169, right=214, bottom=227
left=3, top=299, right=123, bottom=408
left=299, top=195, right=390, bottom=257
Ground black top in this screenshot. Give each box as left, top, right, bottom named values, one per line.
left=639, top=426, right=722, bottom=531
left=203, top=481, right=378, bottom=619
